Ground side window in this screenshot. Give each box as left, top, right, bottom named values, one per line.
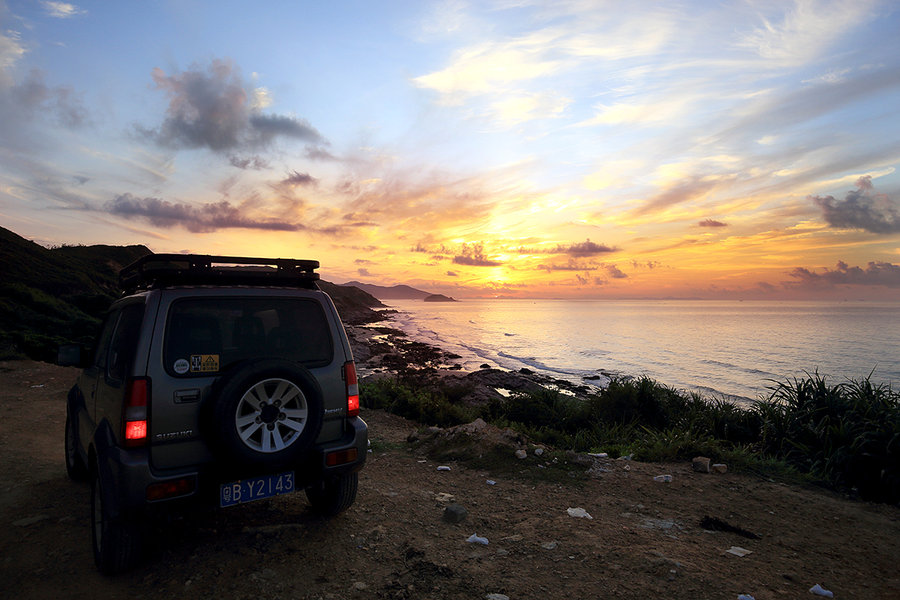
left=92, top=311, right=119, bottom=370
left=107, top=304, right=145, bottom=382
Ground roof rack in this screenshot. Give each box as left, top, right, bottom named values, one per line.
left=119, top=254, right=320, bottom=293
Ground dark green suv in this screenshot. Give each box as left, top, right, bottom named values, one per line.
left=60, top=255, right=367, bottom=574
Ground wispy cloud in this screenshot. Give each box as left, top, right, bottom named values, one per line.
left=41, top=2, right=86, bottom=19
left=106, top=193, right=302, bottom=233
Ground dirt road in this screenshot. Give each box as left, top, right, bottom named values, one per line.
left=1, top=360, right=899, bottom=599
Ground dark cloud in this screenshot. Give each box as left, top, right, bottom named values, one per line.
left=518, top=238, right=617, bottom=256
left=229, top=155, right=270, bottom=170
left=282, top=170, right=317, bottom=186
left=107, top=193, right=301, bottom=233
left=446, top=270, right=458, bottom=277
left=788, top=260, right=900, bottom=288
left=557, top=239, right=617, bottom=256
left=698, top=218, right=728, bottom=228
left=453, top=242, right=502, bottom=267
left=811, top=176, right=900, bottom=234
left=606, top=264, right=628, bottom=279
left=357, top=268, right=371, bottom=277
left=144, top=59, right=325, bottom=153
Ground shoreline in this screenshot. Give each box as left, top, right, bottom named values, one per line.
left=343, top=307, right=624, bottom=406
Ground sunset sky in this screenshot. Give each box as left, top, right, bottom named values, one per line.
left=1, top=0, right=899, bottom=299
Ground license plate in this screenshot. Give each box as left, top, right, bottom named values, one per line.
left=220, top=471, right=295, bottom=507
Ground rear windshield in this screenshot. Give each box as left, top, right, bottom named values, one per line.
left=164, top=297, right=333, bottom=376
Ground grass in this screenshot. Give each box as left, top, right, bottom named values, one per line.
left=361, top=371, right=900, bottom=503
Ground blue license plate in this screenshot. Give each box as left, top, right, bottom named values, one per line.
left=220, top=471, right=295, bottom=507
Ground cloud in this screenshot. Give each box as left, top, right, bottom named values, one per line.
left=518, top=239, right=618, bottom=256
left=538, top=260, right=598, bottom=273
left=606, top=264, right=628, bottom=279
left=229, top=155, right=269, bottom=170
left=281, top=170, right=317, bottom=186
left=698, top=218, right=728, bottom=228
left=41, top=2, right=86, bottom=18
left=144, top=59, right=325, bottom=152
left=0, top=68, right=88, bottom=148
left=811, top=176, right=900, bottom=234
left=788, top=260, right=900, bottom=288
left=106, top=193, right=302, bottom=233
left=558, top=239, right=617, bottom=257
left=453, top=242, right=502, bottom=267
left=632, top=177, right=718, bottom=217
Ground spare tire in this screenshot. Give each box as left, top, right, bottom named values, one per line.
left=211, top=359, right=323, bottom=467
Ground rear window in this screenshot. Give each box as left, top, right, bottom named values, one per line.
left=164, top=297, right=333, bottom=376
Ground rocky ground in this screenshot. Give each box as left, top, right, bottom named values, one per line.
left=2, top=321, right=900, bottom=599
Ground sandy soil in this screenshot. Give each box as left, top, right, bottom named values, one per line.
left=1, top=359, right=899, bottom=600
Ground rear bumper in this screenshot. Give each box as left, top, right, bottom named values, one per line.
left=98, top=417, right=367, bottom=514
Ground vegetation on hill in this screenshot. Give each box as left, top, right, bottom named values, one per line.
left=363, top=370, right=900, bottom=504
left=0, top=227, right=151, bottom=361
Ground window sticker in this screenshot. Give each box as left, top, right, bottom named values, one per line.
left=173, top=359, right=190, bottom=374
left=190, top=354, right=220, bottom=373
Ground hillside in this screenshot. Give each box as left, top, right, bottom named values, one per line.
left=341, top=280, right=431, bottom=300
left=0, top=227, right=384, bottom=361
left=0, top=227, right=152, bottom=361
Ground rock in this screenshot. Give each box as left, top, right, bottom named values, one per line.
left=712, top=463, right=728, bottom=474
left=434, top=492, right=455, bottom=503
left=515, top=449, right=527, bottom=459
left=692, top=456, right=711, bottom=473
left=541, top=541, right=559, bottom=550
left=567, top=507, right=593, bottom=519
left=486, top=594, right=510, bottom=600
left=443, top=504, right=468, bottom=524
left=534, top=447, right=544, bottom=457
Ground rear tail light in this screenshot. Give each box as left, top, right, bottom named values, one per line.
left=123, top=377, right=149, bottom=448
left=344, top=361, right=359, bottom=417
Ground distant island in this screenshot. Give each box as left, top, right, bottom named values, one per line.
left=424, top=294, right=457, bottom=302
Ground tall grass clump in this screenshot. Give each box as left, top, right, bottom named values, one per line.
left=757, top=372, right=900, bottom=503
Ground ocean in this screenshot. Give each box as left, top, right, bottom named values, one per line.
left=377, top=299, right=900, bottom=405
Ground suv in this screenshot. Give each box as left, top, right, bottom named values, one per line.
left=59, top=254, right=367, bottom=574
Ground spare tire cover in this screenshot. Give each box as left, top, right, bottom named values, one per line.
left=211, top=359, right=323, bottom=467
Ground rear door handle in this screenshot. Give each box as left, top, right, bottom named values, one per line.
left=174, top=389, right=201, bottom=403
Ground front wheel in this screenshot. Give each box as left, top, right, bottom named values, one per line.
left=306, top=472, right=358, bottom=516
left=91, top=464, right=141, bottom=574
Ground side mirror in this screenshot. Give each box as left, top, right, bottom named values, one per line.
left=58, top=344, right=89, bottom=368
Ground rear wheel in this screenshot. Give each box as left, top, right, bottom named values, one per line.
left=64, top=411, right=88, bottom=481
left=306, top=472, right=358, bottom=516
left=91, top=463, right=141, bottom=574
left=211, top=360, right=323, bottom=468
